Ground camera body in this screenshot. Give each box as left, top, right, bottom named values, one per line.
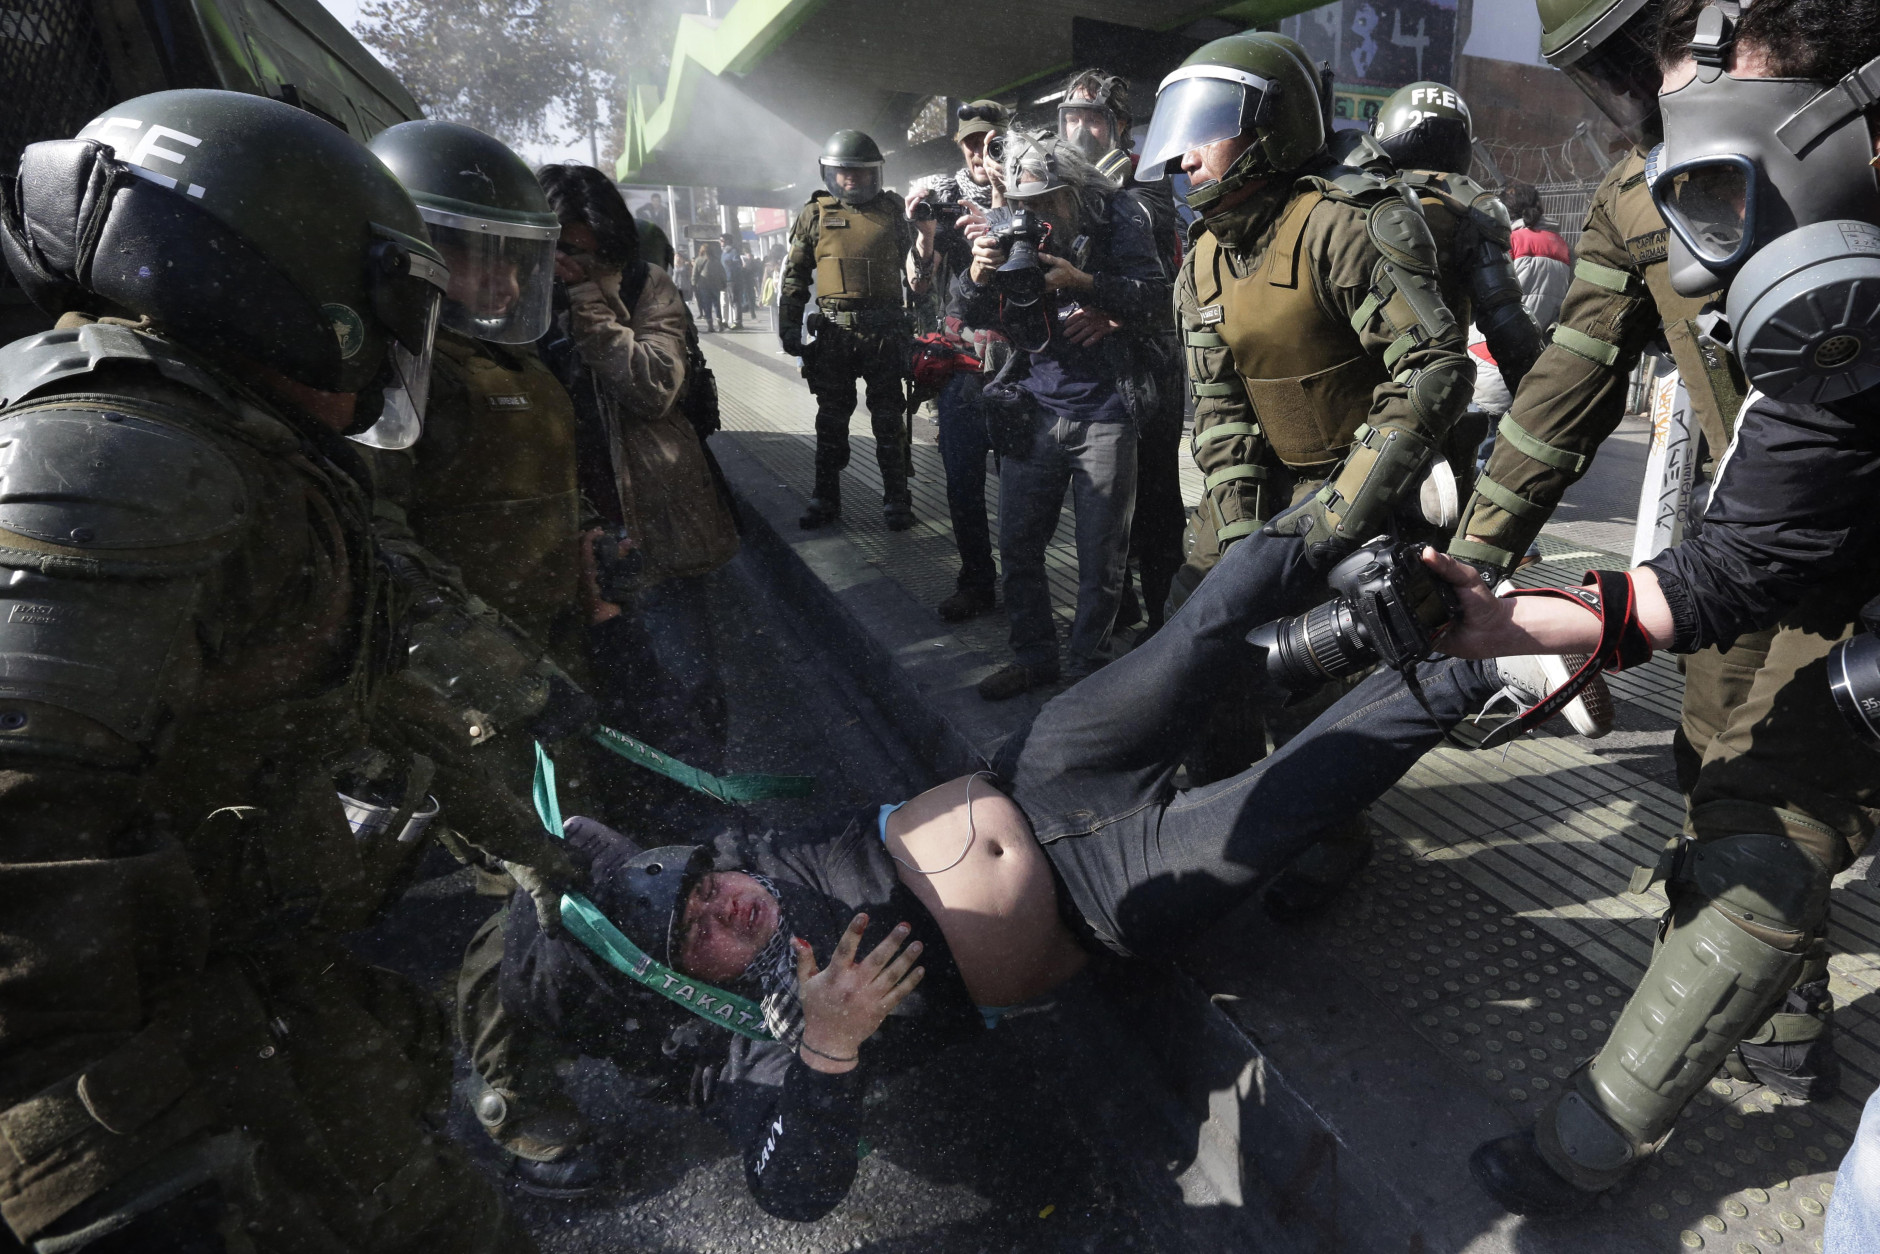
left=1249, top=536, right=1462, bottom=692
left=983, top=205, right=1048, bottom=306
left=911, top=195, right=963, bottom=224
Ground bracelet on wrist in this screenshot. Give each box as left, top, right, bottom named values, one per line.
left=799, top=1040, right=858, bottom=1064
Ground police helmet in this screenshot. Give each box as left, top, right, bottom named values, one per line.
left=820, top=130, right=884, bottom=205
left=1538, top=0, right=1664, bottom=148
left=1374, top=82, right=1475, bottom=175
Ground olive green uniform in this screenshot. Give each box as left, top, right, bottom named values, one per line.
left=0, top=321, right=530, bottom=1252
left=1452, top=152, right=1880, bottom=1186
left=362, top=328, right=595, bottom=1163
left=780, top=190, right=916, bottom=508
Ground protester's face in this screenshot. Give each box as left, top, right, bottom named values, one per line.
left=1061, top=98, right=1114, bottom=160
left=676, top=871, right=780, bottom=982
left=959, top=133, right=991, bottom=186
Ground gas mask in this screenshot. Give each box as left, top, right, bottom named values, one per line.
left=1651, top=2, right=1880, bottom=403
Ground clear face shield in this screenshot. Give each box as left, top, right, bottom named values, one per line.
left=351, top=235, right=448, bottom=450
left=1058, top=102, right=1117, bottom=162
left=1135, top=67, right=1266, bottom=183
left=419, top=207, right=558, bottom=344
left=1558, top=20, right=1664, bottom=150
left=821, top=160, right=882, bottom=204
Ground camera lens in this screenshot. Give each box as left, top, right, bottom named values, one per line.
left=1829, top=632, right=1880, bottom=748
left=1253, top=600, right=1373, bottom=692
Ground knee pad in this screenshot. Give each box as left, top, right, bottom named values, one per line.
left=1678, top=830, right=1833, bottom=948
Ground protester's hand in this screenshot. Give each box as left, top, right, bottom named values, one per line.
left=794, top=914, right=924, bottom=1074
left=957, top=201, right=990, bottom=241
left=1062, top=306, right=1121, bottom=347
left=906, top=189, right=938, bottom=243
left=555, top=249, right=593, bottom=284
left=1040, top=254, right=1094, bottom=294
left=502, top=840, right=589, bottom=936
left=578, top=526, right=624, bottom=624
left=1420, top=546, right=1519, bottom=659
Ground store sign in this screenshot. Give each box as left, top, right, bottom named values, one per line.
left=1280, top=0, right=1461, bottom=90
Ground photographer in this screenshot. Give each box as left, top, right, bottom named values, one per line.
left=907, top=100, right=1009, bottom=622
left=951, top=131, right=1172, bottom=700
left=1407, top=0, right=1880, bottom=1213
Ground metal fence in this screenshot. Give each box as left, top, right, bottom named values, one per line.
left=1534, top=179, right=1604, bottom=252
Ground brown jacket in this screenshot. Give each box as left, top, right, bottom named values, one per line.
left=563, top=263, right=738, bottom=585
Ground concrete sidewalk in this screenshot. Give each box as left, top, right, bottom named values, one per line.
left=701, top=331, right=1868, bottom=1254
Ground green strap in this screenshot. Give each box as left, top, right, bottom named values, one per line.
left=1470, top=473, right=1547, bottom=520
left=590, top=723, right=813, bottom=803
left=1496, top=414, right=1589, bottom=475
left=532, top=741, right=775, bottom=1042
left=1552, top=324, right=1621, bottom=367
left=1184, top=329, right=1227, bottom=348
left=1446, top=535, right=1519, bottom=571
left=1350, top=286, right=1386, bottom=334
left=1217, top=518, right=1263, bottom=545
left=1574, top=258, right=1636, bottom=294
left=1383, top=330, right=1419, bottom=372
left=1191, top=380, right=1237, bottom=398
left=1205, top=464, right=1269, bottom=490
left=1193, top=421, right=1259, bottom=448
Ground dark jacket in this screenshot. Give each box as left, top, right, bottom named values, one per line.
left=1644, top=387, right=1880, bottom=652
left=947, top=187, right=1174, bottom=425
left=500, top=810, right=981, bottom=1221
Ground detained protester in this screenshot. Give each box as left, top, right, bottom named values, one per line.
left=1060, top=68, right=1188, bottom=635
left=1392, top=0, right=1880, bottom=1215
left=1370, top=0, right=1880, bottom=1213
left=497, top=518, right=1587, bottom=1223
left=536, top=165, right=741, bottom=831
left=907, top=100, right=1010, bottom=622
left=781, top=131, right=925, bottom=531
left=951, top=132, right=1171, bottom=699
left=0, top=90, right=536, bottom=1250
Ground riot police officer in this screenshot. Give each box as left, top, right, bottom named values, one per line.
left=365, top=118, right=602, bottom=1194
left=781, top=130, right=921, bottom=530
left=1460, top=0, right=1880, bottom=1214
left=0, top=89, right=535, bottom=1251
left=1372, top=81, right=1548, bottom=472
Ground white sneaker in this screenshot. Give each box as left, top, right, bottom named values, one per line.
left=1488, top=652, right=1615, bottom=739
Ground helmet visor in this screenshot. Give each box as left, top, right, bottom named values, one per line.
left=421, top=208, right=559, bottom=344
left=1137, top=69, right=1264, bottom=182
left=353, top=291, right=439, bottom=450
left=1560, top=23, right=1662, bottom=149
left=822, top=161, right=882, bottom=203
left=1653, top=154, right=1757, bottom=271
left=1058, top=103, right=1117, bottom=161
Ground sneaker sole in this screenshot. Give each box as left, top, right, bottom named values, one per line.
left=1535, top=653, right=1614, bottom=739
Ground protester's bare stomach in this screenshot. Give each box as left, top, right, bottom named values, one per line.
left=884, top=775, right=1089, bottom=1007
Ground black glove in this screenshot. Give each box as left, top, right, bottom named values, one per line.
left=503, top=838, right=591, bottom=936
left=1261, top=492, right=1359, bottom=573
left=779, top=303, right=806, bottom=357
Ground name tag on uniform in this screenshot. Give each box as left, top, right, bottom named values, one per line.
left=821, top=216, right=849, bottom=228
left=1198, top=304, right=1225, bottom=326
left=486, top=394, right=532, bottom=410
left=1626, top=229, right=1669, bottom=267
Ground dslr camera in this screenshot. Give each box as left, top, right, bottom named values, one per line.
left=1248, top=536, right=1462, bottom=692
left=982, top=205, right=1048, bottom=306
left=1829, top=594, right=1880, bottom=748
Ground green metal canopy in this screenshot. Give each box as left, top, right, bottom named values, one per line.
left=617, top=0, right=1336, bottom=203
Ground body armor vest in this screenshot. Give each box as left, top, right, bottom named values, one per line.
left=1193, top=190, right=1391, bottom=470
left=1610, top=150, right=1747, bottom=455
left=811, top=192, right=907, bottom=308
left=402, top=333, right=581, bottom=642
left=1403, top=170, right=1484, bottom=329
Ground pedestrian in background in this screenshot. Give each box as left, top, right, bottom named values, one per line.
left=722, top=243, right=746, bottom=329
left=693, top=241, right=726, bottom=332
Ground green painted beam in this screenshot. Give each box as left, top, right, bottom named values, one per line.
left=616, top=0, right=1331, bottom=182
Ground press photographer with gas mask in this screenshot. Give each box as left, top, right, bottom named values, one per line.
left=950, top=131, right=1171, bottom=700
left=1402, top=0, right=1880, bottom=1213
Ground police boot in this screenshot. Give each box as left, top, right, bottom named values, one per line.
left=1264, top=815, right=1375, bottom=922
left=474, top=1083, right=605, bottom=1198
left=879, top=445, right=914, bottom=531
left=799, top=472, right=841, bottom=529
left=1472, top=832, right=1828, bottom=1215
left=1725, top=968, right=1841, bottom=1101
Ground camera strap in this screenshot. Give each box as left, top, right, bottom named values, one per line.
left=1470, top=569, right=1653, bottom=749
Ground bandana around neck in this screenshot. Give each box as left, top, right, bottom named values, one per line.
left=742, top=873, right=803, bottom=1048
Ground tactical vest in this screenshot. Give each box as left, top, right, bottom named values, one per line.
left=811, top=192, right=907, bottom=308
left=401, top=333, right=581, bottom=643
left=1609, top=150, right=1747, bottom=454
left=1193, top=190, right=1391, bottom=469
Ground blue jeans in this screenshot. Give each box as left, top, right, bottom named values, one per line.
left=1007, top=529, right=1499, bottom=958
left=937, top=373, right=996, bottom=596
left=998, top=413, right=1137, bottom=671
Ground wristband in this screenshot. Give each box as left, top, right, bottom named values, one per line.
left=799, top=1040, right=858, bottom=1064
